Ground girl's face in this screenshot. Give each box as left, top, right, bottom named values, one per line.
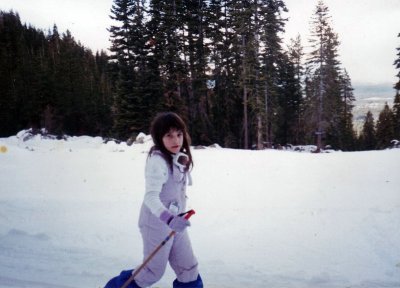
left=162, top=128, right=184, bottom=154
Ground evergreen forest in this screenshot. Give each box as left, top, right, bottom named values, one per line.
left=1, top=0, right=399, bottom=151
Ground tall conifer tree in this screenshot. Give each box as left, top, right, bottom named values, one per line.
left=206, top=0, right=244, bottom=148
left=393, top=33, right=400, bottom=139
left=183, top=0, right=212, bottom=144
left=394, top=33, right=400, bottom=93
left=337, top=70, right=356, bottom=150
left=109, top=0, right=146, bottom=139
left=359, top=111, right=376, bottom=150
left=305, top=0, right=353, bottom=151
left=258, top=0, right=288, bottom=148
left=393, top=93, right=400, bottom=139
left=287, top=35, right=304, bottom=144
left=376, top=104, right=395, bottom=149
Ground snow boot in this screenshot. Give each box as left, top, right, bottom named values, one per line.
left=172, top=274, right=203, bottom=288
left=104, top=269, right=140, bottom=288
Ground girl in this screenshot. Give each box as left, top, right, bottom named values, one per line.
left=133, top=112, right=203, bottom=288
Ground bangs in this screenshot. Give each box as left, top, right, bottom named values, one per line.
left=150, top=112, right=188, bottom=148
left=158, top=114, right=185, bottom=135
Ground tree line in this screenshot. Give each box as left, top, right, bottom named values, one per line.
left=108, top=0, right=357, bottom=150
left=357, top=33, right=400, bottom=151
left=1, top=1, right=399, bottom=151
left=0, top=10, right=113, bottom=137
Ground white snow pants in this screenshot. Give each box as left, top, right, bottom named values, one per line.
left=134, top=217, right=199, bottom=288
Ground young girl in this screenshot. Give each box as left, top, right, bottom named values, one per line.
left=132, top=112, right=203, bottom=288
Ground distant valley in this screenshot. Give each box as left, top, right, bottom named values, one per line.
left=352, top=84, right=396, bottom=132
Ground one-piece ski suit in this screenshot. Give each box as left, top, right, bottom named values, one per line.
left=134, top=151, right=200, bottom=288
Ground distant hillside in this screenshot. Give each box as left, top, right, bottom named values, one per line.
left=352, top=83, right=396, bottom=132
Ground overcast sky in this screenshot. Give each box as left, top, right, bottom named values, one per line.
left=1, top=0, right=399, bottom=89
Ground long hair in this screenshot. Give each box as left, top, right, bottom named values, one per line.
left=149, top=112, right=193, bottom=171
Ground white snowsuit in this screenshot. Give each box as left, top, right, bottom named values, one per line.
left=134, top=151, right=199, bottom=288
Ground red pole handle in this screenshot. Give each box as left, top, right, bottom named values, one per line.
left=184, top=209, right=196, bottom=220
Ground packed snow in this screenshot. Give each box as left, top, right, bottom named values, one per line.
left=0, top=130, right=399, bottom=288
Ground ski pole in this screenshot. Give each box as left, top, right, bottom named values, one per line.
left=120, top=209, right=196, bottom=288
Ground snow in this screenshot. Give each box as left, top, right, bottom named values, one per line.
left=0, top=131, right=399, bottom=288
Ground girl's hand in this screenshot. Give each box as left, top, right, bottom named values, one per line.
left=167, top=214, right=191, bottom=232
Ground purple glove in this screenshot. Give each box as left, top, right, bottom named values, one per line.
left=160, top=210, right=191, bottom=232
left=168, top=215, right=191, bottom=232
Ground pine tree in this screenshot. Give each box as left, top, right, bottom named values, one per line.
left=359, top=111, right=376, bottom=150
left=394, top=33, right=400, bottom=93
left=305, top=0, right=350, bottom=151
left=235, top=0, right=261, bottom=149
left=393, top=33, right=400, bottom=139
left=393, top=92, right=400, bottom=139
left=56, top=31, right=85, bottom=134
left=258, top=0, right=288, bottom=148
left=0, top=11, right=23, bottom=135
left=45, top=25, right=62, bottom=133
left=206, top=0, right=244, bottom=148
left=277, top=35, right=304, bottom=145
left=109, top=0, right=146, bottom=139
left=144, top=0, right=193, bottom=140
left=306, top=1, right=329, bottom=151
left=376, top=103, right=395, bottom=149
left=182, top=0, right=212, bottom=144
left=337, top=69, right=356, bottom=150
left=289, top=35, right=306, bottom=145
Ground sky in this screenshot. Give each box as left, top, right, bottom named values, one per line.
left=0, top=0, right=399, bottom=89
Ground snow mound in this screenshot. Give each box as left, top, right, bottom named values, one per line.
left=2, top=129, right=155, bottom=153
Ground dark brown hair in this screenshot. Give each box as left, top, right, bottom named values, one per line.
left=149, top=112, right=193, bottom=171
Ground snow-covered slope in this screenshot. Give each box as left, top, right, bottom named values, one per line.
left=0, top=132, right=399, bottom=288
